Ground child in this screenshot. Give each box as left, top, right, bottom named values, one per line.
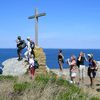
left=29, top=55, right=35, bottom=79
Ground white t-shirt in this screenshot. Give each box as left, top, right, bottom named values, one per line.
left=29, top=58, right=34, bottom=68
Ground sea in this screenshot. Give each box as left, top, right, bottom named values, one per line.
left=0, top=49, right=100, bottom=69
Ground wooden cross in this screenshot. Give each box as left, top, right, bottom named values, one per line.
left=28, top=8, right=46, bottom=47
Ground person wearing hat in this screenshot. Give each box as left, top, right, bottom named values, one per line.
left=24, top=36, right=35, bottom=61
left=87, top=54, right=98, bottom=88
left=24, top=37, right=32, bottom=61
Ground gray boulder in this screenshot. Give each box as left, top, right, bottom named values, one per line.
left=2, top=58, right=29, bottom=76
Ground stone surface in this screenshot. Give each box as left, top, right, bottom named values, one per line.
left=2, top=58, right=29, bottom=76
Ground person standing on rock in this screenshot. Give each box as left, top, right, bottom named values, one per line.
left=16, top=36, right=26, bottom=61
left=77, top=52, right=87, bottom=84
left=24, top=37, right=35, bottom=62
left=87, top=54, right=98, bottom=88
left=67, top=55, right=77, bottom=84
left=58, top=49, right=64, bottom=76
left=29, top=55, right=35, bottom=79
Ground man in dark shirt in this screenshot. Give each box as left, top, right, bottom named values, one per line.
left=16, top=36, right=26, bottom=61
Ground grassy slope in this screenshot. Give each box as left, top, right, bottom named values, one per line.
left=0, top=73, right=100, bottom=100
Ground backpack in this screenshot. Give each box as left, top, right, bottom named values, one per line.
left=34, top=59, right=39, bottom=69
left=30, top=41, right=35, bottom=49
left=0, top=67, right=3, bottom=74
left=18, top=40, right=26, bottom=49
left=92, top=60, right=98, bottom=71
left=21, top=40, right=26, bottom=49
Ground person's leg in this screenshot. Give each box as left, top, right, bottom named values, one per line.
left=79, top=65, right=82, bottom=82
left=82, top=65, right=85, bottom=83
left=91, top=70, right=96, bottom=88
left=17, top=49, right=20, bottom=59
left=87, top=67, right=92, bottom=86
left=24, top=51, right=28, bottom=60
left=31, top=49, right=35, bottom=58
left=59, top=61, right=63, bottom=71
left=17, top=48, right=22, bottom=60
left=31, top=67, right=35, bottom=79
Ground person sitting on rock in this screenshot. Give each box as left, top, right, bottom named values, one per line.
left=16, top=36, right=26, bottom=61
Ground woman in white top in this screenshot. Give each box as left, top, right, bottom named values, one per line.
left=24, top=37, right=32, bottom=61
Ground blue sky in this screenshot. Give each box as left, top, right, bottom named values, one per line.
left=0, top=0, right=100, bottom=49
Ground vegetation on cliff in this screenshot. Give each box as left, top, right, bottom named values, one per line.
left=0, top=73, right=100, bottom=100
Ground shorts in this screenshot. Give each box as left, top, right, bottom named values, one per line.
left=88, top=67, right=96, bottom=78
left=71, top=72, right=76, bottom=78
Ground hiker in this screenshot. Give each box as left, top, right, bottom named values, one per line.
left=29, top=55, right=35, bottom=79
left=16, top=36, right=26, bottom=61
left=24, top=37, right=35, bottom=62
left=87, top=54, right=98, bottom=88
left=77, top=52, right=87, bottom=83
left=58, top=49, right=64, bottom=74
left=67, top=55, right=77, bottom=84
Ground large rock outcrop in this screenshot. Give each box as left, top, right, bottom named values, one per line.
left=2, top=48, right=48, bottom=76
left=2, top=58, right=28, bottom=76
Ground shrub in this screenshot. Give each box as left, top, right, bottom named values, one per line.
left=35, top=74, right=50, bottom=84
left=13, top=82, right=30, bottom=93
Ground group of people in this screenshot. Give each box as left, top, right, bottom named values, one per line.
left=58, top=49, right=98, bottom=88
left=16, top=36, right=36, bottom=79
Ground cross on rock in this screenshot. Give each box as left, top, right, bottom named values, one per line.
left=28, top=8, right=46, bottom=47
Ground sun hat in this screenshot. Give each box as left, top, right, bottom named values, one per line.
left=27, top=37, right=30, bottom=40
left=87, top=54, right=93, bottom=58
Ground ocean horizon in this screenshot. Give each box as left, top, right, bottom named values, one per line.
left=0, top=48, right=100, bottom=69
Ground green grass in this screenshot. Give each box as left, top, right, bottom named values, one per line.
left=13, top=82, right=31, bottom=93
left=90, top=97, right=100, bottom=100
left=35, top=74, right=50, bottom=84
left=0, top=75, right=17, bottom=81
left=34, top=73, right=100, bottom=100
left=0, top=74, right=99, bottom=100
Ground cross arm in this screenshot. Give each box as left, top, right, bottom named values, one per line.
left=28, top=13, right=46, bottom=19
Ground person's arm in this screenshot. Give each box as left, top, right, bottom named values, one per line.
left=84, top=53, right=88, bottom=62
left=70, top=60, right=76, bottom=66
left=61, top=54, right=64, bottom=59
left=78, top=56, right=81, bottom=61
left=67, top=59, right=71, bottom=65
